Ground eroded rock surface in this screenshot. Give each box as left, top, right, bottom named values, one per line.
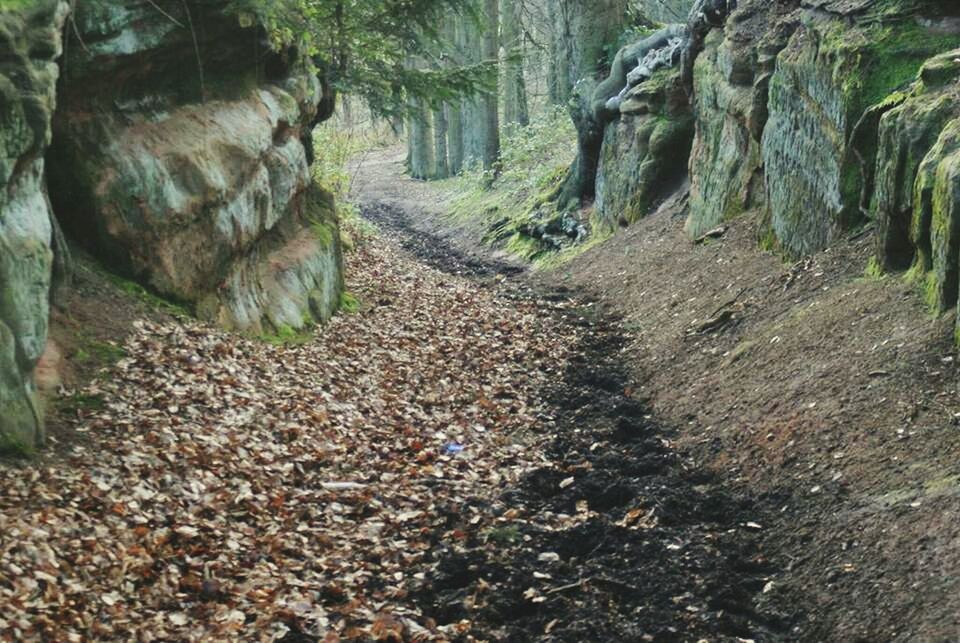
left=0, top=1, right=69, bottom=449
left=48, top=0, right=343, bottom=334
left=685, top=0, right=799, bottom=238
left=596, top=69, right=694, bottom=227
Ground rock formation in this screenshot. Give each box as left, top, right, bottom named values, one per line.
left=0, top=1, right=69, bottom=450
left=0, top=1, right=344, bottom=449
left=48, top=1, right=343, bottom=334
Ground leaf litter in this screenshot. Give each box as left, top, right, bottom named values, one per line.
left=0, top=231, right=579, bottom=641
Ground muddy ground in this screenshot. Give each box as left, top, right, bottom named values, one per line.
left=362, top=199, right=791, bottom=641
left=352, top=148, right=960, bottom=641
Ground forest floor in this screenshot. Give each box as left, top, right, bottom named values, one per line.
left=3, top=144, right=960, bottom=641
left=351, top=147, right=960, bottom=641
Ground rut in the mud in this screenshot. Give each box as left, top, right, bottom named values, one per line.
left=362, top=199, right=798, bottom=641
left=361, top=202, right=525, bottom=279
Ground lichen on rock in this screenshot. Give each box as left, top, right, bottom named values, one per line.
left=47, top=0, right=343, bottom=335
left=0, top=0, right=69, bottom=450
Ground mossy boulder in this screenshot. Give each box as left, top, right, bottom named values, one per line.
left=47, top=0, right=343, bottom=334
left=0, top=0, right=68, bottom=450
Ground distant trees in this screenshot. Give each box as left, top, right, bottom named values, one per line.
left=403, top=0, right=658, bottom=187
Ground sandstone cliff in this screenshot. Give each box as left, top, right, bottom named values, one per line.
left=48, top=1, right=343, bottom=334
left=0, top=1, right=343, bottom=449
left=0, top=1, right=68, bottom=450
left=595, top=0, right=960, bottom=339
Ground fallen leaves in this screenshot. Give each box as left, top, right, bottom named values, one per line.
left=0, top=232, right=580, bottom=640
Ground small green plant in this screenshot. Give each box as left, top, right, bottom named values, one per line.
left=483, top=525, right=522, bottom=545
left=758, top=227, right=779, bottom=254
left=339, top=291, right=360, bottom=313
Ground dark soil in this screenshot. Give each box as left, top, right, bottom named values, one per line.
left=361, top=201, right=524, bottom=280
left=359, top=194, right=798, bottom=641
left=352, top=146, right=960, bottom=641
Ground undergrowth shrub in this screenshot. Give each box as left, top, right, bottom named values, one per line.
left=312, top=119, right=393, bottom=239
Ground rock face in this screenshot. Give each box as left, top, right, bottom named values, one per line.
left=48, top=0, right=343, bottom=334
left=873, top=50, right=960, bottom=320
left=677, top=0, right=960, bottom=257
left=596, top=68, right=694, bottom=227
left=639, top=0, right=695, bottom=24
left=0, top=1, right=69, bottom=450
left=686, top=0, right=799, bottom=238
left=760, top=2, right=956, bottom=255
left=593, top=0, right=960, bottom=343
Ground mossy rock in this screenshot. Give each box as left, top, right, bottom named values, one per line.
left=763, top=10, right=960, bottom=257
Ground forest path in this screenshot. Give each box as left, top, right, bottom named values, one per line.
left=0, top=152, right=785, bottom=641
left=347, top=151, right=790, bottom=640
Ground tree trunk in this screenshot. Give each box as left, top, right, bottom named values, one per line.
left=447, top=101, right=465, bottom=175
left=460, top=15, right=486, bottom=169
left=446, top=17, right=465, bottom=175
left=549, top=0, right=628, bottom=203
left=502, top=0, right=529, bottom=127
left=433, top=103, right=449, bottom=178
left=408, top=96, right=435, bottom=180
left=481, top=0, right=501, bottom=172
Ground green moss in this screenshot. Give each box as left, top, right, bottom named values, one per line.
left=339, top=291, right=359, bottom=313
left=865, top=255, right=885, bottom=279
left=922, top=269, right=941, bottom=314
left=260, top=324, right=315, bottom=346
left=74, top=340, right=128, bottom=366
left=311, top=221, right=335, bottom=247
left=103, top=271, right=192, bottom=317
left=903, top=263, right=944, bottom=315
left=506, top=233, right=543, bottom=262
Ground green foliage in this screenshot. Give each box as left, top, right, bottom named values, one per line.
left=311, top=121, right=384, bottom=244
left=224, top=0, right=495, bottom=119
left=440, top=106, right=588, bottom=264
left=339, top=291, right=360, bottom=313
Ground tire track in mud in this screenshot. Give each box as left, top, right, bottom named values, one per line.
left=360, top=200, right=798, bottom=641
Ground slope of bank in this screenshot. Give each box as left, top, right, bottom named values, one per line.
left=362, top=147, right=960, bottom=639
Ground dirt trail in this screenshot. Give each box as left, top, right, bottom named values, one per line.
left=352, top=154, right=796, bottom=640
left=352, top=146, right=960, bottom=641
